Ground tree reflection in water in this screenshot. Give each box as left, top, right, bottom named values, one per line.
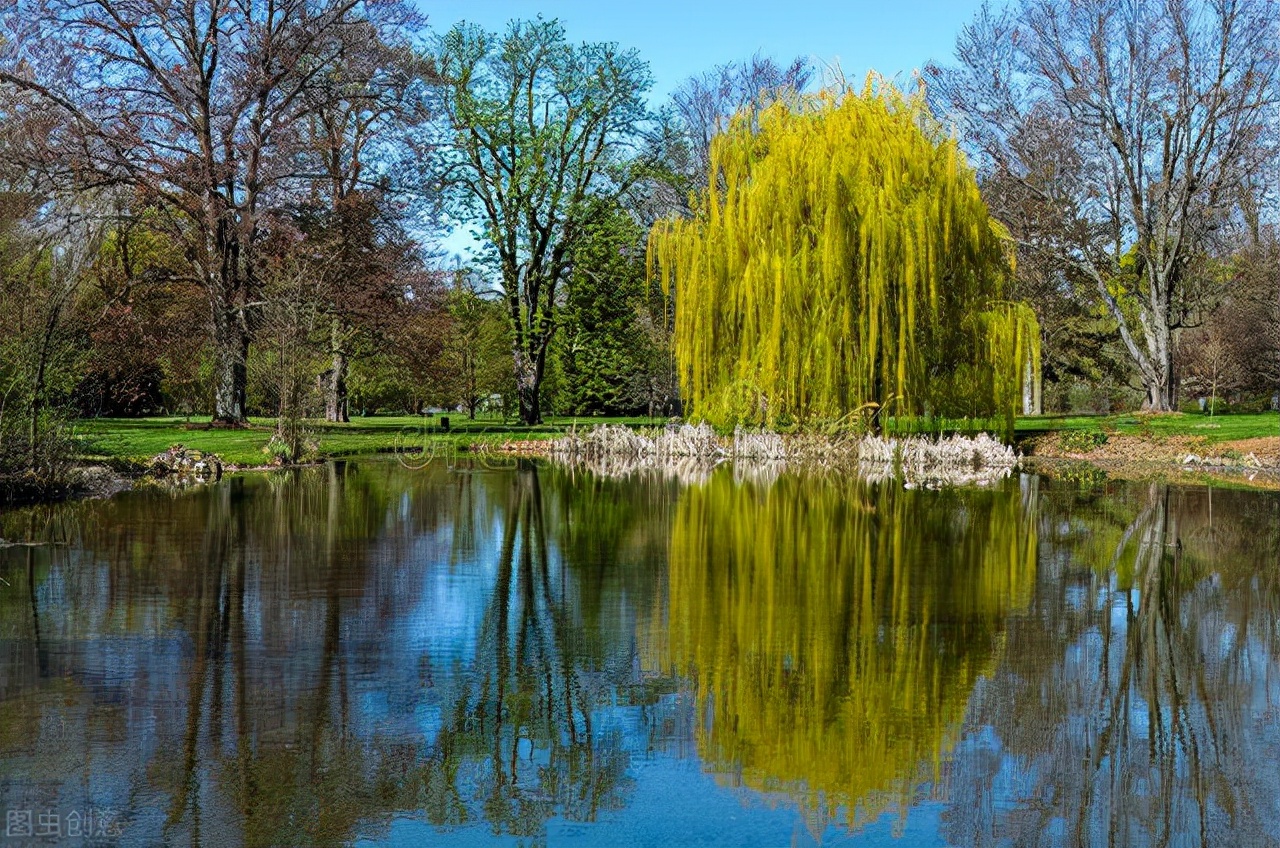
left=654, top=471, right=1040, bottom=833
left=3, top=463, right=1280, bottom=846
left=420, top=462, right=635, bottom=837
left=141, top=464, right=434, bottom=846
left=0, top=460, right=671, bottom=846
left=943, top=482, right=1280, bottom=848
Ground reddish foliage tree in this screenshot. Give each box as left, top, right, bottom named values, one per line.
left=0, top=0, right=424, bottom=424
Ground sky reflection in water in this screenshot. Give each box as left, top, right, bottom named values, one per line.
left=1, top=459, right=1278, bottom=847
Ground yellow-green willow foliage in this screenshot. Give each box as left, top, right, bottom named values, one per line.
left=651, top=471, right=1038, bottom=831
left=648, top=80, right=1040, bottom=431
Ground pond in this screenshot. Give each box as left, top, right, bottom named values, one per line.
left=2, top=459, right=1278, bottom=847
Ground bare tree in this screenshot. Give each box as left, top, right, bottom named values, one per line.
left=1231, top=229, right=1280, bottom=399
left=0, top=0, right=410, bottom=424
left=1181, top=325, right=1239, bottom=415
left=929, top=0, right=1279, bottom=411
left=670, top=53, right=813, bottom=194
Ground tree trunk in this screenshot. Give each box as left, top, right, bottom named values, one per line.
left=213, top=305, right=249, bottom=425
left=1144, top=381, right=1174, bottom=411
left=29, top=345, right=48, bottom=472
left=466, top=357, right=478, bottom=419
left=1022, top=357, right=1042, bottom=416
left=1145, top=311, right=1176, bottom=411
left=324, top=318, right=349, bottom=423
left=28, top=302, right=64, bottom=472
left=515, top=347, right=544, bottom=425
left=517, top=380, right=541, bottom=425
left=1141, top=346, right=1176, bottom=412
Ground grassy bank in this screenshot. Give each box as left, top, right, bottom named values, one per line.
left=73, top=414, right=665, bottom=468
left=1015, top=411, right=1279, bottom=443
left=67, top=410, right=1280, bottom=471
left=1017, top=411, right=1280, bottom=484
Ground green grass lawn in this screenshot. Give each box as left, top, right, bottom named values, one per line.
left=73, top=409, right=1280, bottom=469
left=1014, top=411, right=1280, bottom=443
left=74, top=413, right=668, bottom=467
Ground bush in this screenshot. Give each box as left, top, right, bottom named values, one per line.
left=1046, top=460, right=1109, bottom=489
left=0, top=411, right=80, bottom=501
left=1222, top=395, right=1275, bottom=414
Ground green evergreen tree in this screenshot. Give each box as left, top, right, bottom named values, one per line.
left=560, top=201, right=653, bottom=416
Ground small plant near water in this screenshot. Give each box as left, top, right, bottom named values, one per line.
left=263, top=432, right=319, bottom=465
left=1045, top=460, right=1109, bottom=490
left=1060, top=429, right=1109, bottom=453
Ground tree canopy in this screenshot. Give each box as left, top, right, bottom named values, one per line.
left=929, top=0, right=1279, bottom=411
left=648, top=81, right=1040, bottom=430
left=433, top=19, right=653, bottom=424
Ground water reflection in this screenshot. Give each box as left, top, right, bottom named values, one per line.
left=1, top=462, right=1278, bottom=846
left=422, top=463, right=633, bottom=836
left=943, top=483, right=1280, bottom=848
left=0, top=461, right=677, bottom=846
left=654, top=473, right=1039, bottom=833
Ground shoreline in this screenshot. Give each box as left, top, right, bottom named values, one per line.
left=1021, top=456, right=1280, bottom=491
left=1018, top=430, right=1280, bottom=490
left=6, top=424, right=1280, bottom=508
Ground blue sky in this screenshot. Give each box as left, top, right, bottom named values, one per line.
left=421, top=0, right=989, bottom=100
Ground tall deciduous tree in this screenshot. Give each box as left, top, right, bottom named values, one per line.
left=928, top=0, right=1279, bottom=411
left=289, top=192, right=424, bottom=421
left=649, top=83, right=1040, bottom=432
left=300, top=12, right=431, bottom=421
left=0, top=0, right=411, bottom=424
left=433, top=19, right=653, bottom=424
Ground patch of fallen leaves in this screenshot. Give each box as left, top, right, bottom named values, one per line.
left=1026, top=431, right=1280, bottom=470
left=493, top=439, right=553, bottom=456
left=1219, top=436, right=1280, bottom=462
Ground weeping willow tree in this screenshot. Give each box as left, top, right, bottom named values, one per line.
left=647, top=470, right=1038, bottom=832
left=648, top=79, right=1040, bottom=432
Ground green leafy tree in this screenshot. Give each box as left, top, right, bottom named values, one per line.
left=649, top=82, right=1040, bottom=432
left=433, top=19, right=653, bottom=424
left=442, top=269, right=513, bottom=418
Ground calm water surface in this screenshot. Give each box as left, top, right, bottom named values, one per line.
left=1, top=459, right=1278, bottom=847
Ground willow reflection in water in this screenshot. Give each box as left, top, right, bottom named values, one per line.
left=652, top=472, right=1039, bottom=832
